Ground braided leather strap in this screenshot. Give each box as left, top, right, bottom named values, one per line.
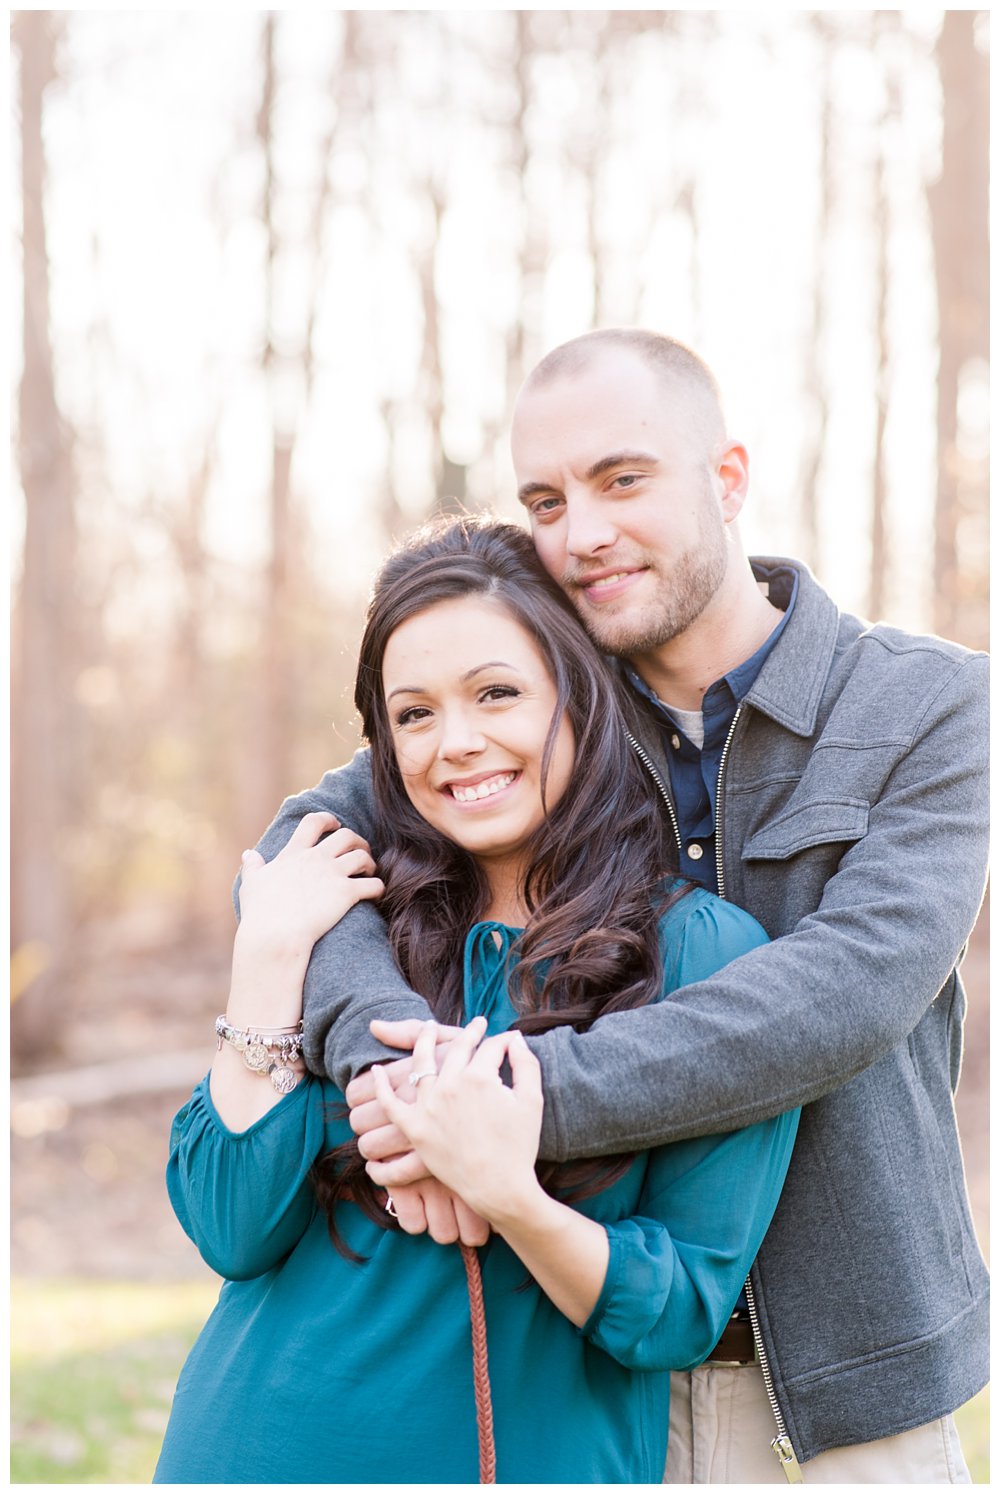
left=460, top=1243, right=496, bottom=1483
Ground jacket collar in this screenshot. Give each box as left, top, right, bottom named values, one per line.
left=742, top=556, right=840, bottom=737
left=611, top=556, right=841, bottom=747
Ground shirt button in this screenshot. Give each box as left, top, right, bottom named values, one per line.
left=687, top=843, right=704, bottom=861
left=670, top=734, right=681, bottom=750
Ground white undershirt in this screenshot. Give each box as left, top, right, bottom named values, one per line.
left=662, top=703, right=705, bottom=751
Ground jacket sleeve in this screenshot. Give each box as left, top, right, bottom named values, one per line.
left=583, top=1110, right=799, bottom=1370
left=165, top=1076, right=329, bottom=1280
left=532, top=654, right=989, bottom=1160
left=580, top=896, right=799, bottom=1369
left=241, top=748, right=434, bottom=1088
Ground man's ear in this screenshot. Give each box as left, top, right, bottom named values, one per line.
left=715, top=440, right=750, bottom=523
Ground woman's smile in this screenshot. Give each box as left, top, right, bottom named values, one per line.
left=381, top=595, right=574, bottom=878
left=441, top=769, right=521, bottom=804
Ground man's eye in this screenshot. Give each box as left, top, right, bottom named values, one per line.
left=530, top=496, right=562, bottom=517
left=611, top=473, right=640, bottom=489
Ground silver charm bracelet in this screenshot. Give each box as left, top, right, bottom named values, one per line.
left=215, top=1016, right=305, bottom=1095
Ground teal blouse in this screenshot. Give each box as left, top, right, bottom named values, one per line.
left=155, top=889, right=799, bottom=1484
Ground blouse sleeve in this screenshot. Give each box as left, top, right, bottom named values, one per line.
left=581, top=890, right=800, bottom=1371
left=166, top=1074, right=329, bottom=1281
left=581, top=1110, right=799, bottom=1370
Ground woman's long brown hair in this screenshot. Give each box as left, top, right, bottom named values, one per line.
left=312, top=516, right=687, bottom=1250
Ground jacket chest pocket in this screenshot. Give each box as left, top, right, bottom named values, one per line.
left=738, top=798, right=870, bottom=926
left=741, top=797, right=870, bottom=861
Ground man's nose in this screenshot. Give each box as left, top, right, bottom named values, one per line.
left=564, top=492, right=618, bottom=558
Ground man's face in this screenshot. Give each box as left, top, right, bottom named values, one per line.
left=511, top=348, right=734, bottom=660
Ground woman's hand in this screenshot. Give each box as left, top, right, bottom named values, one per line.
left=236, top=811, right=384, bottom=961
left=373, top=1018, right=545, bottom=1227
left=374, top=1017, right=610, bottom=1327
left=214, top=814, right=384, bottom=1128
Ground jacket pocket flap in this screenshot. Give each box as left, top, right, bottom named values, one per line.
left=742, top=798, right=870, bottom=861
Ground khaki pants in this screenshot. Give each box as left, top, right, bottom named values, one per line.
left=665, top=1363, right=972, bottom=1484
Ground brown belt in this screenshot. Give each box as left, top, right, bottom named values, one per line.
left=701, top=1313, right=757, bottom=1365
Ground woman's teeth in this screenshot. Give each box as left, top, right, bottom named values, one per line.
left=449, top=772, right=516, bottom=803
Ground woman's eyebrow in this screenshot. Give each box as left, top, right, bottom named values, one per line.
left=460, top=660, right=517, bottom=682
left=386, top=661, right=517, bottom=702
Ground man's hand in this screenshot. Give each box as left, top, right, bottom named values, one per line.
left=373, top=1019, right=544, bottom=1226
left=386, top=1178, right=490, bottom=1247
left=351, top=1017, right=489, bottom=1244
left=346, top=1019, right=463, bottom=1187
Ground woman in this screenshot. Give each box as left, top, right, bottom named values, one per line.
left=155, top=517, right=798, bottom=1484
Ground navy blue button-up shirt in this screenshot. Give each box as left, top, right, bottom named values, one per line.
left=626, top=565, right=799, bottom=893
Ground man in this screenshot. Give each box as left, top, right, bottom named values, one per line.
left=250, top=331, right=988, bottom=1482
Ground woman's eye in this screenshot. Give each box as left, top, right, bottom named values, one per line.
left=395, top=705, right=431, bottom=727
left=481, top=684, right=520, bottom=704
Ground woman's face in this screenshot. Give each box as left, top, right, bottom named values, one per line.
left=381, top=595, right=575, bottom=877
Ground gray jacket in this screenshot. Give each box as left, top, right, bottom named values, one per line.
left=253, top=558, right=989, bottom=1464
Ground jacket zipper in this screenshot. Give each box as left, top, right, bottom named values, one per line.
left=624, top=729, right=683, bottom=858
left=745, top=1276, right=803, bottom=1481
left=713, top=708, right=742, bottom=902
left=715, top=708, right=803, bottom=1484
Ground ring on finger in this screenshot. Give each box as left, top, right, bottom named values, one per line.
left=408, top=1069, right=438, bottom=1087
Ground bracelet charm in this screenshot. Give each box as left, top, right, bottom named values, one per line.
left=215, top=1016, right=305, bottom=1093
left=269, top=1065, right=298, bottom=1095
left=243, top=1041, right=273, bottom=1074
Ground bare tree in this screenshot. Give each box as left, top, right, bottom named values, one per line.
left=251, top=15, right=296, bottom=826
left=501, top=12, right=547, bottom=425
left=11, top=13, right=79, bottom=1063
left=247, top=13, right=363, bottom=832
left=927, top=12, right=988, bottom=646
left=564, top=11, right=617, bottom=328
left=869, top=16, right=901, bottom=621
left=416, top=179, right=450, bottom=509
left=796, top=15, right=835, bottom=578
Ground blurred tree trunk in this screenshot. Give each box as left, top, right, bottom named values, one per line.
left=674, top=18, right=711, bottom=350
left=377, top=396, right=407, bottom=540
left=869, top=22, right=898, bottom=622
left=12, top=13, right=77, bottom=1063
left=927, top=12, right=988, bottom=646
left=405, top=19, right=465, bottom=516
left=243, top=14, right=364, bottom=840
left=474, top=12, right=547, bottom=483
left=798, top=15, right=833, bottom=578
left=170, top=436, right=219, bottom=935
left=575, top=14, right=613, bottom=328
left=417, top=182, right=450, bottom=511
left=254, top=15, right=295, bottom=825
left=502, top=12, right=546, bottom=421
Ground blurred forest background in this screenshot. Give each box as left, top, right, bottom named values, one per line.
left=10, top=9, right=990, bottom=1481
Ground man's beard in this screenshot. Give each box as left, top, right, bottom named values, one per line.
left=565, top=514, right=728, bottom=659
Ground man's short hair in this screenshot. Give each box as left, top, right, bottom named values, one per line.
left=524, top=328, right=727, bottom=452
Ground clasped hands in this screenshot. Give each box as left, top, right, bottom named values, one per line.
left=347, top=1016, right=543, bottom=1246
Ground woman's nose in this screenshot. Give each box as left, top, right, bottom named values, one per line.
left=437, top=708, right=487, bottom=760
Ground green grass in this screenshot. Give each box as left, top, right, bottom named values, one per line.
left=10, top=1278, right=219, bottom=1484
left=955, top=1383, right=990, bottom=1484
left=10, top=1278, right=991, bottom=1483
